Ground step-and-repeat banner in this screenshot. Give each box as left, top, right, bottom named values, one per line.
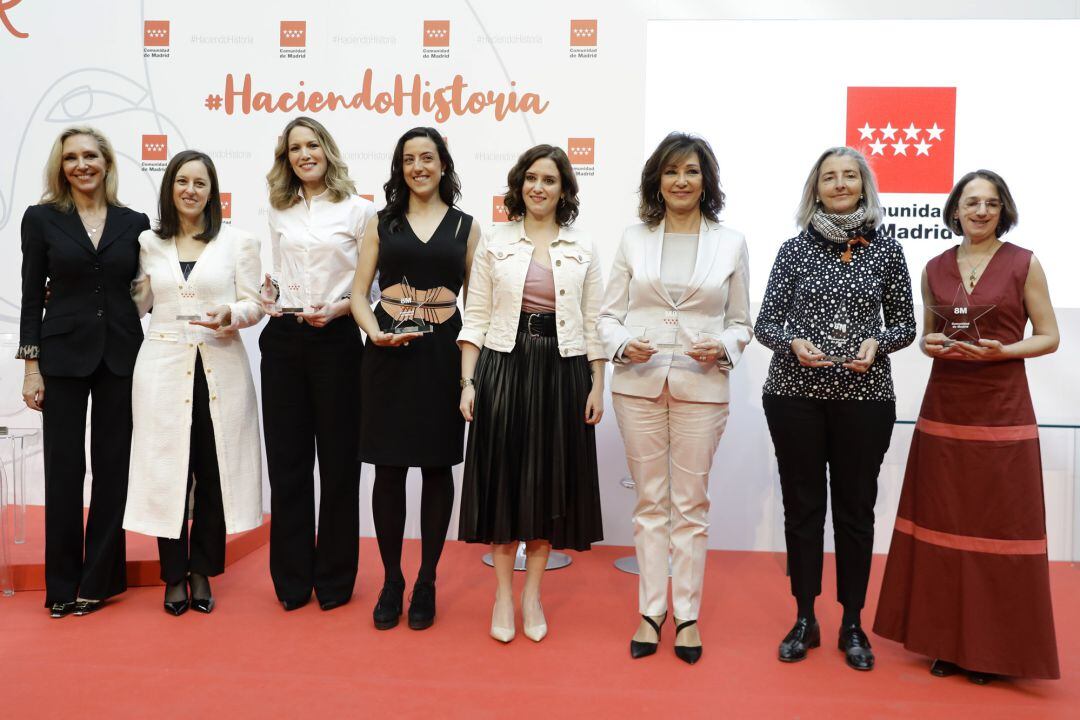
left=2, top=2, right=1077, bottom=558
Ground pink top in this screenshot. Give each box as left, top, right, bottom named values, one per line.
left=521, top=258, right=556, bottom=313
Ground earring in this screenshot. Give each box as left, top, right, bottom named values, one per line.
left=558, top=197, right=566, bottom=208
left=656, top=189, right=664, bottom=204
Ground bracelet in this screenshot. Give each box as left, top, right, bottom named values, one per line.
left=459, top=377, right=474, bottom=388
left=24, top=371, right=40, bottom=377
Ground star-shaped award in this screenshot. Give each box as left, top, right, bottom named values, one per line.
left=928, top=283, right=995, bottom=346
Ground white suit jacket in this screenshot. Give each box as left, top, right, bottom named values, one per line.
left=123, top=226, right=265, bottom=539
left=597, top=218, right=753, bottom=403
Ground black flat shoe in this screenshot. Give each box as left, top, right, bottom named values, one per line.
left=373, top=580, right=405, bottom=630
left=407, top=581, right=436, bottom=630
left=281, top=596, right=310, bottom=612
left=930, top=659, right=960, bottom=677
left=838, top=624, right=875, bottom=671
left=73, top=599, right=105, bottom=616
left=49, top=601, right=76, bottom=618
left=778, top=617, right=820, bottom=663
left=630, top=613, right=667, bottom=659
left=673, top=619, right=703, bottom=665
left=968, top=671, right=997, bottom=685
left=319, top=597, right=348, bottom=612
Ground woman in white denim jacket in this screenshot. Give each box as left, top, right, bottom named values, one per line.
left=458, top=145, right=606, bottom=644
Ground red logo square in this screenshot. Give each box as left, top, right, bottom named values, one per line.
left=492, top=195, right=509, bottom=223
left=220, top=192, right=232, bottom=219
left=567, top=138, right=595, bottom=165
left=141, top=134, right=168, bottom=162
left=570, top=19, right=597, bottom=47
left=846, top=87, right=956, bottom=194
left=144, top=20, right=170, bottom=47
left=359, top=193, right=375, bottom=202
left=424, top=20, right=450, bottom=48
left=280, top=21, right=306, bottom=47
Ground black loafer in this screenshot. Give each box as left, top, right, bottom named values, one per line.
left=407, top=581, right=436, bottom=630
left=630, top=613, right=666, bottom=659
left=778, top=617, right=820, bottom=663
left=281, top=596, right=310, bottom=612
left=373, top=580, right=405, bottom=630
left=838, top=624, right=875, bottom=671
left=73, top=599, right=105, bottom=616
left=49, top=601, right=77, bottom=618
left=930, top=659, right=960, bottom=677
left=673, top=619, right=703, bottom=665
left=318, top=597, right=349, bottom=612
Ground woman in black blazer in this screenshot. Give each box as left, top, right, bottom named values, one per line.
left=18, top=126, right=150, bottom=617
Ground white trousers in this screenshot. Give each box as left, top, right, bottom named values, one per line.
left=613, top=385, right=728, bottom=620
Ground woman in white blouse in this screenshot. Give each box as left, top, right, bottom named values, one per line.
left=260, top=116, right=375, bottom=612
left=458, top=145, right=606, bottom=643
left=598, top=132, right=753, bottom=664
left=124, top=150, right=264, bottom=615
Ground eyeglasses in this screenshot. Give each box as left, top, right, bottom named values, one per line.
left=961, top=198, right=1002, bottom=212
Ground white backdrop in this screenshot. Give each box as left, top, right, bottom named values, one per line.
left=1, top=1, right=1077, bottom=561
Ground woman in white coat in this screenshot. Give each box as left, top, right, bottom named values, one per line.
left=124, top=150, right=264, bottom=615
left=598, top=132, right=752, bottom=664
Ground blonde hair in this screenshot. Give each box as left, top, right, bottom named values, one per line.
left=41, top=126, right=122, bottom=211
left=267, top=116, right=356, bottom=210
left=795, top=146, right=883, bottom=230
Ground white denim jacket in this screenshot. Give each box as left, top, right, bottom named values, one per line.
left=458, top=221, right=606, bottom=360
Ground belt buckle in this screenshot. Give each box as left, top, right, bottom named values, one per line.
left=527, top=313, right=543, bottom=338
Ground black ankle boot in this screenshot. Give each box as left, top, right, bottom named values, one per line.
left=408, top=581, right=436, bottom=630
left=373, top=580, right=406, bottom=630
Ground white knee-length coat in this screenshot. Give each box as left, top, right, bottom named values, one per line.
left=123, top=225, right=265, bottom=539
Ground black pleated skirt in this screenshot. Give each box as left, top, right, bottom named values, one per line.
left=458, top=327, right=603, bottom=551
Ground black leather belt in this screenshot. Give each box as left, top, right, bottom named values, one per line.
left=517, top=312, right=557, bottom=337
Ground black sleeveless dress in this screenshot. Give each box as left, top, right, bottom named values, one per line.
left=359, top=208, right=471, bottom=467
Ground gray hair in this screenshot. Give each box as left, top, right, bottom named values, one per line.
left=795, top=146, right=883, bottom=230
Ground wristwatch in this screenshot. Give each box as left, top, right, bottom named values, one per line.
left=459, top=377, right=474, bottom=388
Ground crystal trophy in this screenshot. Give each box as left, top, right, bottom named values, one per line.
left=176, top=280, right=202, bottom=321
left=390, top=277, right=435, bottom=335
left=644, top=310, right=681, bottom=350
left=821, top=301, right=854, bottom=364
left=928, top=283, right=995, bottom=347
left=279, top=277, right=306, bottom=314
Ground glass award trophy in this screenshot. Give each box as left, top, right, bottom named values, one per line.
left=176, top=280, right=202, bottom=321
left=389, top=277, right=435, bottom=335
left=929, top=283, right=995, bottom=347
left=644, top=310, right=681, bottom=350
left=822, top=301, right=854, bottom=364
left=279, top=277, right=306, bottom=315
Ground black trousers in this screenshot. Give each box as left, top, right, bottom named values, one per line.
left=260, top=315, right=363, bottom=604
left=762, top=394, right=895, bottom=611
left=158, top=354, right=226, bottom=584
left=41, top=362, right=132, bottom=605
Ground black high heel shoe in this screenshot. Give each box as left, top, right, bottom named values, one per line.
left=190, top=574, right=214, bottom=614
left=674, top=619, right=703, bottom=665
left=630, top=613, right=667, bottom=659
left=163, top=580, right=190, bottom=616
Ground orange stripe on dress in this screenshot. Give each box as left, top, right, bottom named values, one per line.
left=894, top=517, right=1047, bottom=555
left=915, top=416, right=1039, bottom=442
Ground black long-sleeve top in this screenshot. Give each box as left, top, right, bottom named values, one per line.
left=754, top=226, right=916, bottom=401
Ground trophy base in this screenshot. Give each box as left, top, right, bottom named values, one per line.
left=392, top=321, right=434, bottom=335
left=176, top=314, right=202, bottom=321
left=280, top=307, right=304, bottom=314
left=822, top=354, right=854, bottom=364
left=943, top=339, right=982, bottom=348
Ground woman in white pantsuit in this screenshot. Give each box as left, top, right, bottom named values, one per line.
left=124, top=150, right=264, bottom=614
left=598, top=132, right=752, bottom=664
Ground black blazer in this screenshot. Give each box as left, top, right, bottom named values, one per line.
left=19, top=203, right=151, bottom=378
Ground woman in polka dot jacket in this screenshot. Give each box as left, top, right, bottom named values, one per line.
left=754, top=146, right=915, bottom=673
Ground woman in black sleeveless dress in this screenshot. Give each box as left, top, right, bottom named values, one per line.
left=351, top=127, right=480, bottom=631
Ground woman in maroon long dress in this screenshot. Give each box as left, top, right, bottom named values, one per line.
left=873, top=170, right=1060, bottom=683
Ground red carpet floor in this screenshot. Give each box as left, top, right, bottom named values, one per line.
left=1, top=540, right=1075, bottom=719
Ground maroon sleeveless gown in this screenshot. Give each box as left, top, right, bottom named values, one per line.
left=873, top=242, right=1059, bottom=679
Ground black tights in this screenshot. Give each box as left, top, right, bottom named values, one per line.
left=371, top=465, right=454, bottom=585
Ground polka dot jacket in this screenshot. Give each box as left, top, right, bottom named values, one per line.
left=754, top=227, right=916, bottom=401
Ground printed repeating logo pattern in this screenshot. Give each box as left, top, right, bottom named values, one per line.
left=280, top=21, right=306, bottom=48
left=143, top=20, right=169, bottom=47
left=220, top=192, right=231, bottom=220
left=141, top=134, right=168, bottom=161
left=423, top=20, right=450, bottom=48
left=492, top=195, right=509, bottom=223
left=567, top=137, right=595, bottom=165
left=846, top=87, right=956, bottom=194
left=570, top=19, right=597, bottom=47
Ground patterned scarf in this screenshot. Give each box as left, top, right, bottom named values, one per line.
left=810, top=206, right=870, bottom=262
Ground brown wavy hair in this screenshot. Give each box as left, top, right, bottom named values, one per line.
left=638, top=132, right=725, bottom=228
left=267, top=116, right=356, bottom=210
left=503, top=144, right=579, bottom=226
left=942, top=169, right=1018, bottom=237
